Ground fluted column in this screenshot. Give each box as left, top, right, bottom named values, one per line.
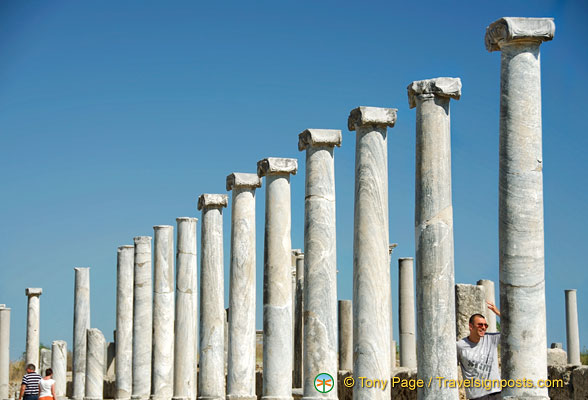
left=198, top=194, right=228, bottom=400
left=73, top=268, right=90, bottom=400
left=477, top=279, right=497, bottom=333
left=408, top=77, right=461, bottom=400
left=257, top=157, right=297, bottom=400
left=565, top=289, right=580, bottom=366
left=152, top=226, right=175, bottom=400
left=52, top=340, right=67, bottom=400
left=299, top=129, right=341, bottom=400
left=173, top=218, right=198, bottom=400
left=85, top=329, right=105, bottom=400
left=347, top=107, right=396, bottom=400
left=337, top=300, right=352, bottom=372
left=293, top=251, right=304, bottom=389
left=226, top=173, right=261, bottom=400
left=132, top=236, right=153, bottom=400
left=25, top=288, right=42, bottom=369
left=398, top=258, right=416, bottom=368
left=486, top=17, right=555, bottom=399
left=0, top=305, right=10, bottom=400
left=116, top=246, right=134, bottom=400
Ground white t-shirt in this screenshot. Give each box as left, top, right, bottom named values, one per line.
left=38, top=378, right=55, bottom=398
left=456, top=333, right=501, bottom=399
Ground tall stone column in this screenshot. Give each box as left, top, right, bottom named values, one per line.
left=132, top=236, right=153, bottom=400
left=73, top=268, right=90, bottom=400
left=565, top=289, right=580, bottom=366
left=257, top=157, right=297, bottom=400
left=347, top=107, right=395, bottom=400
left=408, top=77, right=461, bottom=400
left=0, top=305, right=10, bottom=400
left=293, top=251, right=304, bottom=388
left=52, top=340, right=67, bottom=400
left=226, top=173, right=261, bottom=400
left=337, top=300, right=352, bottom=372
left=173, top=218, right=198, bottom=400
left=476, top=279, right=497, bottom=333
left=152, top=226, right=175, bottom=400
left=197, top=194, right=228, bottom=400
left=116, top=246, right=134, bottom=400
left=85, top=329, right=105, bottom=400
left=25, top=288, right=42, bottom=369
left=298, top=129, right=341, bottom=400
left=485, top=17, right=555, bottom=399
left=398, top=258, right=416, bottom=369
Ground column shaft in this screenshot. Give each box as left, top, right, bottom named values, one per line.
left=152, top=226, right=175, bottom=400
left=477, top=280, right=497, bottom=333
left=85, top=329, right=105, bottom=400
left=132, top=237, right=153, bottom=400
left=565, top=290, right=581, bottom=366
left=25, top=289, right=42, bottom=369
left=398, top=258, right=416, bottom=369
left=116, top=246, right=134, bottom=400
left=0, top=306, right=10, bottom=400
left=337, top=300, right=352, bottom=372
left=73, top=269, right=90, bottom=400
left=52, top=340, right=67, bottom=400
left=173, top=218, right=197, bottom=400
left=293, top=253, right=304, bottom=388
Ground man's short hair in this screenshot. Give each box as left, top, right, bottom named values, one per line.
left=469, top=313, right=486, bottom=324
left=26, top=363, right=36, bottom=371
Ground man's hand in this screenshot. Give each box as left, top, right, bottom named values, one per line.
left=486, top=301, right=500, bottom=317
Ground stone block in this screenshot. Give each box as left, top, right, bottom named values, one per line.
left=572, top=366, right=588, bottom=400
left=455, top=284, right=486, bottom=340
left=547, top=348, right=567, bottom=367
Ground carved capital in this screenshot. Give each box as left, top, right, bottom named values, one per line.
left=25, top=288, right=43, bottom=297
left=485, top=17, right=555, bottom=52
left=407, top=77, right=462, bottom=109
left=298, top=129, right=342, bottom=151
left=348, top=106, right=397, bottom=131
left=226, top=172, right=262, bottom=191
left=257, top=157, right=298, bottom=177
left=197, top=194, right=228, bottom=210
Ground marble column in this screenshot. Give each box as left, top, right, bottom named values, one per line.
left=132, top=236, right=153, bottom=400
left=337, top=300, right=352, bottom=372
left=39, top=348, right=51, bottom=375
left=85, top=329, right=105, bottom=400
left=293, top=251, right=304, bottom=388
left=298, top=129, right=341, bottom=400
left=197, top=194, right=228, bottom=400
left=347, top=107, right=395, bottom=400
left=116, top=246, right=134, bottom=400
left=152, top=226, right=175, bottom=400
left=73, top=268, right=90, bottom=400
left=408, top=77, right=461, bottom=400
left=0, top=305, right=10, bottom=400
left=226, top=173, right=261, bottom=400
left=565, top=289, right=580, bottom=366
left=398, top=258, right=416, bottom=368
left=388, top=244, right=397, bottom=372
left=52, top=340, right=67, bottom=400
left=25, top=288, right=42, bottom=369
left=257, top=157, right=297, bottom=400
left=455, top=284, right=486, bottom=341
left=173, top=218, right=198, bottom=400
left=486, top=17, right=555, bottom=399
left=476, top=279, right=497, bottom=333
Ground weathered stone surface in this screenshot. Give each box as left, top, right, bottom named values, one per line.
left=85, top=328, right=105, bottom=400
left=547, top=348, right=567, bottom=367
left=293, top=251, right=304, bottom=389
left=52, top=340, right=67, bottom=400
left=455, top=284, right=486, bottom=341
left=572, top=366, right=588, bottom=400
left=132, top=236, right=152, bottom=400
left=116, top=245, right=134, bottom=400
left=73, top=269, right=90, bottom=400
left=152, top=226, right=175, bottom=400
left=565, top=289, right=581, bottom=366
left=348, top=106, right=395, bottom=400
left=486, top=16, right=555, bottom=399
left=299, top=128, right=340, bottom=400
left=407, top=77, right=461, bottom=109
left=227, top=173, right=260, bottom=400
left=485, top=17, right=555, bottom=52
left=398, top=258, right=416, bottom=369
left=106, top=342, right=115, bottom=381
left=0, top=305, right=9, bottom=400
left=337, top=300, right=352, bottom=372
left=25, top=288, right=42, bottom=370
left=476, top=280, right=497, bottom=333
left=39, top=348, right=52, bottom=375
left=547, top=365, right=572, bottom=400
left=173, top=218, right=198, bottom=400
left=199, top=196, right=227, bottom=400
left=257, top=158, right=298, bottom=177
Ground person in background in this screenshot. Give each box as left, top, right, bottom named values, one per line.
left=19, top=364, right=42, bottom=400
left=38, top=368, right=56, bottom=400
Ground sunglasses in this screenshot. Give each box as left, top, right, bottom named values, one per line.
left=475, top=323, right=489, bottom=328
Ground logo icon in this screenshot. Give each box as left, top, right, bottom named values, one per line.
left=314, top=373, right=334, bottom=393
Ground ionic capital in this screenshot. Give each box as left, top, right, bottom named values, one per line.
left=133, top=236, right=152, bottom=244
left=197, top=193, right=228, bottom=210
left=25, top=288, right=43, bottom=297
left=226, top=172, right=262, bottom=191
left=347, top=106, right=397, bottom=131
left=407, top=77, right=462, bottom=109
left=485, top=17, right=555, bottom=52
left=298, top=129, right=342, bottom=151
left=257, top=157, right=298, bottom=177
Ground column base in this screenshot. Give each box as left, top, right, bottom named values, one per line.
left=115, top=398, right=131, bottom=400
left=172, top=397, right=191, bottom=400
left=131, top=396, right=150, bottom=400
left=198, top=397, right=224, bottom=400
left=150, top=396, right=173, bottom=400
left=226, top=395, right=256, bottom=400
left=85, top=397, right=104, bottom=400
left=261, top=397, right=293, bottom=400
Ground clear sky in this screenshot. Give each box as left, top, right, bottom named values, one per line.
left=1, top=0, right=587, bottom=362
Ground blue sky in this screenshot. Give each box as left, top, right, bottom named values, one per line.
left=1, top=0, right=586, bottom=361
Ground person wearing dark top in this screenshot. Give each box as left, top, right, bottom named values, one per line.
left=19, top=364, right=42, bottom=400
